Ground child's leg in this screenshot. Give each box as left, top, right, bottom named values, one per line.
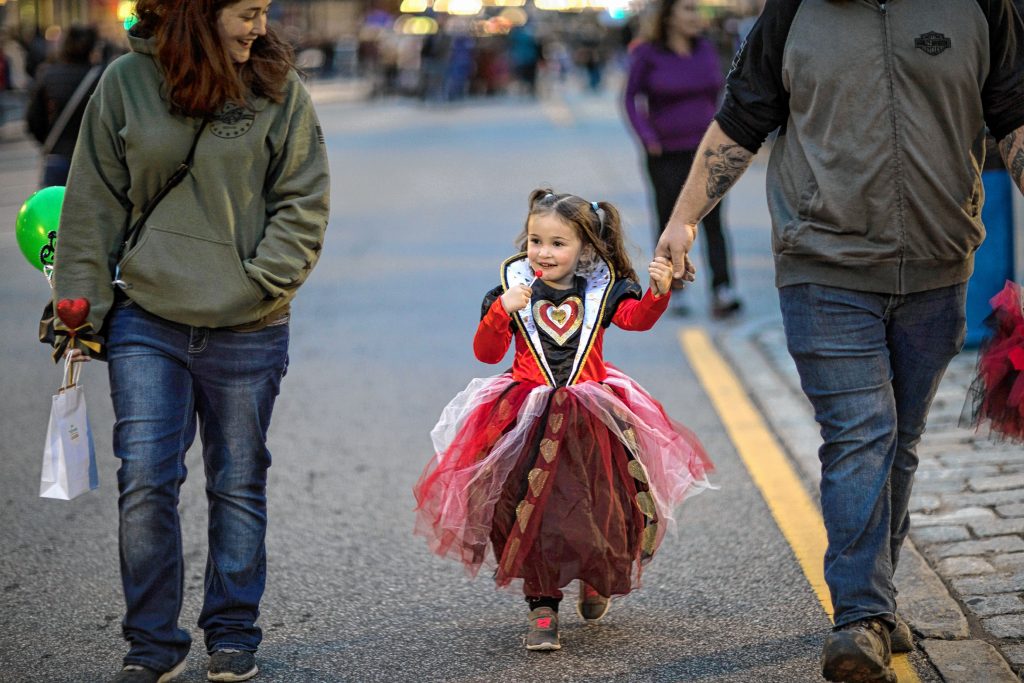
left=526, top=596, right=561, bottom=612
left=524, top=580, right=563, bottom=610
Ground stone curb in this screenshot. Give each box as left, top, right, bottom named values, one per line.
left=718, top=316, right=1020, bottom=683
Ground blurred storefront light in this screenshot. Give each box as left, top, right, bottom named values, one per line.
left=448, top=0, right=483, bottom=15
left=399, top=0, right=431, bottom=12
left=394, top=14, right=439, bottom=34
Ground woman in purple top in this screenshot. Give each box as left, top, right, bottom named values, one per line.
left=625, top=0, right=741, bottom=316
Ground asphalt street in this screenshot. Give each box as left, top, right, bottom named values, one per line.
left=0, top=85, right=944, bottom=682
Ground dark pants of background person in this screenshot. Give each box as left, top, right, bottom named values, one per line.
left=778, top=282, right=966, bottom=628
left=645, top=149, right=732, bottom=290
left=106, top=300, right=289, bottom=672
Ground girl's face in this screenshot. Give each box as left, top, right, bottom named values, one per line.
left=217, top=0, right=271, bottom=63
left=668, top=0, right=702, bottom=39
left=527, top=213, right=584, bottom=290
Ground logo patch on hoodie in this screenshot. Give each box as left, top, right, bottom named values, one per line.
left=210, top=102, right=255, bottom=139
left=915, top=32, right=951, bottom=56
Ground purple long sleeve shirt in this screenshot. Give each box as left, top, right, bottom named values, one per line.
left=624, top=38, right=724, bottom=152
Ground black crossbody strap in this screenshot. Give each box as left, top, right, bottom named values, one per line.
left=117, top=119, right=208, bottom=260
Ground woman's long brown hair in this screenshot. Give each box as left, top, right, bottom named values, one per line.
left=133, top=0, right=294, bottom=117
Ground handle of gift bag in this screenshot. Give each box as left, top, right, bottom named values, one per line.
left=61, top=355, right=82, bottom=391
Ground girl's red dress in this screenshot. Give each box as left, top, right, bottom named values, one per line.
left=414, top=255, right=712, bottom=599
left=965, top=280, right=1024, bottom=443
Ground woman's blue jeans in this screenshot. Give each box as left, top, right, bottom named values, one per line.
left=106, top=300, right=289, bottom=671
left=778, top=283, right=965, bottom=628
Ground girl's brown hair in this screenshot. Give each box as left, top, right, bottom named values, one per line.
left=133, top=0, right=294, bottom=117
left=517, top=188, right=638, bottom=282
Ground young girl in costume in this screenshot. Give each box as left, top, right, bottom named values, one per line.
left=413, top=189, right=712, bottom=651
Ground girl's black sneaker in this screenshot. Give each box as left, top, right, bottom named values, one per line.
left=207, top=649, right=258, bottom=682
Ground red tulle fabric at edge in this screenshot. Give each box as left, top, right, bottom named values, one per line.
left=966, top=281, right=1024, bottom=442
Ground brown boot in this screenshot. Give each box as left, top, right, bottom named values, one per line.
left=890, top=614, right=914, bottom=653
left=821, top=618, right=896, bottom=683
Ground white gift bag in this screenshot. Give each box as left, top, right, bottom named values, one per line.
left=40, top=358, right=98, bottom=500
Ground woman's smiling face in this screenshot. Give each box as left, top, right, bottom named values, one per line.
left=217, top=0, right=271, bottom=63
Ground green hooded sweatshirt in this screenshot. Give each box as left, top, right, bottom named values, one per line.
left=53, top=33, right=330, bottom=333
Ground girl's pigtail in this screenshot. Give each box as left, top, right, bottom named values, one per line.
left=529, top=188, right=555, bottom=209
left=593, top=201, right=638, bottom=282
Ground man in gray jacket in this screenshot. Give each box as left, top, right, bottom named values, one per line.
left=657, top=1, right=1024, bottom=681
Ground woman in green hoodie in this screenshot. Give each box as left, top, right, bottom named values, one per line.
left=51, top=2, right=330, bottom=681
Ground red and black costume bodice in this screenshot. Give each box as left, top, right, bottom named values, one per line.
left=474, top=254, right=669, bottom=386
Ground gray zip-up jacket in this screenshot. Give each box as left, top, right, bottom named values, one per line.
left=717, top=0, right=1024, bottom=294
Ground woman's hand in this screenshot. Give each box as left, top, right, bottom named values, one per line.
left=65, top=348, right=92, bottom=363
left=500, top=284, right=532, bottom=314
left=649, top=256, right=673, bottom=297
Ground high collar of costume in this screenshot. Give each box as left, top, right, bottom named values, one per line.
left=501, top=253, right=614, bottom=387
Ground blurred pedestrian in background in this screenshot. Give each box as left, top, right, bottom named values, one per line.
left=48, top=0, right=330, bottom=681
left=25, top=24, right=101, bottom=187
left=624, top=0, right=741, bottom=317
left=23, top=27, right=51, bottom=81
left=655, top=1, right=1024, bottom=680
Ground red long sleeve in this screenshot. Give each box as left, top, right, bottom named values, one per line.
left=612, top=289, right=669, bottom=331
left=474, top=297, right=513, bottom=363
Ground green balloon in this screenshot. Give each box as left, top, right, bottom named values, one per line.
left=15, top=186, right=65, bottom=272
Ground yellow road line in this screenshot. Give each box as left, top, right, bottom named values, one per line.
left=678, top=328, right=920, bottom=683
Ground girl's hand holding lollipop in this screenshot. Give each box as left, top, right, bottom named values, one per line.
left=501, top=270, right=542, bottom=314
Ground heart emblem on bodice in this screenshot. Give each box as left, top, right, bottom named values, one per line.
left=532, top=297, right=583, bottom=345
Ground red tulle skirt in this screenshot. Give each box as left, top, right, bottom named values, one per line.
left=965, top=281, right=1024, bottom=442
left=413, top=366, right=713, bottom=598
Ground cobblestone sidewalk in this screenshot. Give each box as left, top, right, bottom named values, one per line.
left=726, top=319, right=1024, bottom=681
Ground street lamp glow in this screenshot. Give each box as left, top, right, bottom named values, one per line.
left=117, top=1, right=136, bottom=21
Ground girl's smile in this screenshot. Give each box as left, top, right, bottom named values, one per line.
left=527, top=214, right=584, bottom=290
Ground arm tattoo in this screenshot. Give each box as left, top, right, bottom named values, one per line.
left=1011, top=149, right=1024, bottom=188
left=999, top=128, right=1024, bottom=190
left=703, top=144, right=752, bottom=200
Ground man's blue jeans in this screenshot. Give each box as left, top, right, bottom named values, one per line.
left=778, top=283, right=965, bottom=628
left=106, top=300, right=289, bottom=671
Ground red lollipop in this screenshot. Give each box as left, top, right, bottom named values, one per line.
left=56, top=297, right=91, bottom=331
